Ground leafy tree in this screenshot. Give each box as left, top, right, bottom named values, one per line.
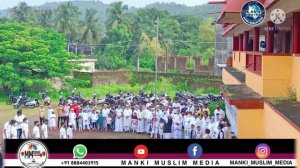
left=54, top=2, right=81, bottom=42
left=0, top=23, right=81, bottom=91
left=35, top=8, right=54, bottom=28
left=11, top=2, right=33, bottom=23
left=105, top=1, right=129, bottom=30
left=96, top=24, right=132, bottom=70
left=198, top=17, right=216, bottom=62
left=81, top=9, right=102, bottom=44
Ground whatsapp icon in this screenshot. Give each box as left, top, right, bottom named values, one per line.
left=73, top=144, right=88, bottom=159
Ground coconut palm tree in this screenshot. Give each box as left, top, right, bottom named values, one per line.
left=35, top=8, right=54, bottom=28
left=54, top=2, right=81, bottom=42
left=81, top=9, right=102, bottom=45
left=105, top=1, right=129, bottom=30
left=11, top=2, right=32, bottom=23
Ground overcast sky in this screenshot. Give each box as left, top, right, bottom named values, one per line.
left=0, top=0, right=210, bottom=10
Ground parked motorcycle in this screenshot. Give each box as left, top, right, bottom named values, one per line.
left=14, top=96, right=40, bottom=109
left=6, top=93, right=18, bottom=105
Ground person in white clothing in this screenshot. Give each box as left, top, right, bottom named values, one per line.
left=49, top=111, right=56, bottom=130
left=32, top=121, right=40, bottom=139
left=184, top=112, right=195, bottom=139
left=145, top=107, right=153, bottom=134
left=142, top=106, right=148, bottom=133
left=137, top=107, right=145, bottom=134
left=21, top=118, right=29, bottom=139
left=201, top=112, right=210, bottom=134
left=78, top=116, right=83, bottom=131
left=14, top=110, right=25, bottom=139
left=69, top=109, right=77, bottom=131
left=123, top=105, right=132, bottom=132
left=106, top=115, right=113, bottom=132
left=47, top=107, right=55, bottom=124
left=214, top=105, right=225, bottom=119
left=91, top=110, right=98, bottom=131
left=208, top=117, right=216, bottom=138
left=10, top=120, right=17, bottom=139
left=101, top=105, right=110, bottom=130
left=82, top=111, right=90, bottom=131
left=60, top=124, right=67, bottom=139
left=3, top=121, right=11, bottom=139
left=67, top=125, right=73, bottom=139
left=173, top=110, right=183, bottom=139
left=194, top=125, right=202, bottom=139
left=41, top=119, right=48, bottom=139
left=114, top=106, right=123, bottom=133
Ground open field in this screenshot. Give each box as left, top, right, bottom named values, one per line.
left=0, top=102, right=149, bottom=143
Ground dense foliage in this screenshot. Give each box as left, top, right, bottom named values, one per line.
left=0, top=23, right=82, bottom=91
left=1, top=1, right=217, bottom=71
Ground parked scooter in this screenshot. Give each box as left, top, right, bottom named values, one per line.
left=14, top=96, right=40, bottom=109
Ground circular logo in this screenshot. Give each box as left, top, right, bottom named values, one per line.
left=134, top=145, right=148, bottom=159
left=187, top=143, right=203, bottom=159
left=270, top=9, right=286, bottom=24
left=241, top=1, right=266, bottom=26
left=18, top=140, right=48, bottom=168
left=255, top=143, right=271, bottom=159
left=73, top=144, right=88, bottom=159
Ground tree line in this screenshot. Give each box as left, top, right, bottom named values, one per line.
left=1, top=1, right=216, bottom=71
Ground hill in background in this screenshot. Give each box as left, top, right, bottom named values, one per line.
left=0, top=0, right=221, bottom=29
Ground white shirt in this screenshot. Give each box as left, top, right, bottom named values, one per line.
left=48, top=109, right=55, bottom=118
left=102, top=108, right=110, bottom=118
left=123, top=109, right=132, bottom=118
left=22, top=122, right=29, bottom=133
left=10, top=125, right=17, bottom=139
left=41, top=124, right=48, bottom=138
left=172, top=102, right=180, bottom=108
left=145, top=110, right=153, bottom=121
left=33, top=126, right=40, bottom=139
left=69, top=112, right=77, bottom=121
left=184, top=115, right=195, bottom=129
left=91, top=113, right=98, bottom=122
left=60, top=127, right=66, bottom=139
left=106, top=117, right=112, bottom=125
left=173, top=114, right=183, bottom=129
left=82, top=112, right=89, bottom=121
left=146, top=102, right=152, bottom=108
left=14, top=115, right=25, bottom=129
left=4, top=121, right=10, bottom=137
left=116, top=109, right=123, bottom=118
left=214, top=109, right=225, bottom=119
left=67, top=127, right=73, bottom=138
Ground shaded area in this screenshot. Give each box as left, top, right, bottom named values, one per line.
left=224, top=67, right=245, bottom=83
left=222, top=85, right=261, bottom=100
left=221, top=85, right=263, bottom=109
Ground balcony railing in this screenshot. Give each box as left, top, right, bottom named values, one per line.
left=246, top=52, right=262, bottom=76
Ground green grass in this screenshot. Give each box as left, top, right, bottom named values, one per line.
left=0, top=78, right=220, bottom=101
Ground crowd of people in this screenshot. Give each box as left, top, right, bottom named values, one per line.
left=2, top=95, right=231, bottom=140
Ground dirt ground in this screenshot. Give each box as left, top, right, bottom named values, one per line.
left=0, top=102, right=149, bottom=143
